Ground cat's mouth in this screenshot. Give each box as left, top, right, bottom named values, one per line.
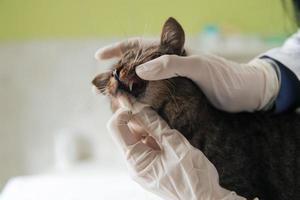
left=113, top=69, right=147, bottom=97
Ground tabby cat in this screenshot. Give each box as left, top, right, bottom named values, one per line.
left=92, top=17, right=300, bottom=200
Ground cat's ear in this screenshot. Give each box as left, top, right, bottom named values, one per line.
left=160, top=17, right=185, bottom=55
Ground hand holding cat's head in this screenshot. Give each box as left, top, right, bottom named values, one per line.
left=92, top=17, right=186, bottom=99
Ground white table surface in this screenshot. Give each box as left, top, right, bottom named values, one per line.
left=0, top=163, right=162, bottom=200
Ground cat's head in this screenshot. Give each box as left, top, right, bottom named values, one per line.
left=92, top=17, right=185, bottom=99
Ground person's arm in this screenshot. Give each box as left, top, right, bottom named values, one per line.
left=95, top=38, right=279, bottom=112
left=108, top=100, right=250, bottom=200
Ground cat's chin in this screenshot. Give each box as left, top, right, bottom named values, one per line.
left=116, top=93, right=135, bottom=109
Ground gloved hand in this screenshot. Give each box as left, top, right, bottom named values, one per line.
left=107, top=97, right=248, bottom=200
left=96, top=38, right=279, bottom=112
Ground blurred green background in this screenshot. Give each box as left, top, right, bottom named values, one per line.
left=0, top=0, right=297, bottom=41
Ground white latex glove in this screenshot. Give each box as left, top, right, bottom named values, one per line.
left=107, top=99, right=248, bottom=200
left=96, top=38, right=279, bottom=112
left=95, top=37, right=158, bottom=60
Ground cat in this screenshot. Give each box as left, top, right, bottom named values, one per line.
left=92, top=17, right=300, bottom=200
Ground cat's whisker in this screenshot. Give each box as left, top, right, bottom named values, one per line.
left=132, top=48, right=140, bottom=67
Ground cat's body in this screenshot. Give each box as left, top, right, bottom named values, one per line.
left=92, top=18, right=300, bottom=199
left=140, top=77, right=300, bottom=200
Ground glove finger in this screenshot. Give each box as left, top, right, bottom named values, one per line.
left=135, top=55, right=185, bottom=80
left=108, top=107, right=160, bottom=154
left=95, top=37, right=157, bottom=61
left=132, top=107, right=193, bottom=157
left=132, top=107, right=172, bottom=143
left=126, top=141, right=159, bottom=175
left=95, top=42, right=123, bottom=60
left=107, top=108, right=142, bottom=153
left=143, top=135, right=160, bottom=150
left=108, top=108, right=160, bottom=173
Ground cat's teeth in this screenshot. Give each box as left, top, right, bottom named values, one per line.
left=129, top=82, right=133, bottom=91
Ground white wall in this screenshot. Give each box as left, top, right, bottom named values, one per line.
left=0, top=39, right=126, bottom=189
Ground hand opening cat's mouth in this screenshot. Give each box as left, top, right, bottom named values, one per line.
left=113, top=69, right=147, bottom=97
